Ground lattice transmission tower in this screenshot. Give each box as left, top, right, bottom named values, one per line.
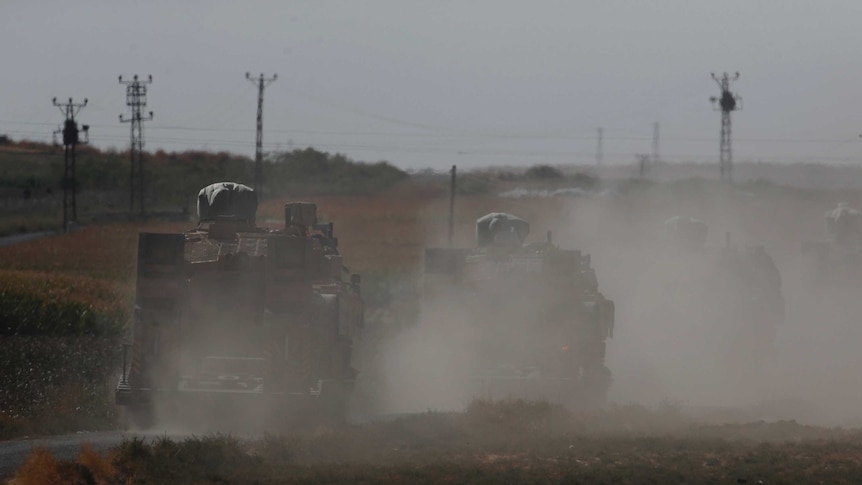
left=52, top=97, right=89, bottom=232
left=710, top=72, right=742, bottom=183
left=119, top=74, right=153, bottom=216
left=246, top=72, right=277, bottom=195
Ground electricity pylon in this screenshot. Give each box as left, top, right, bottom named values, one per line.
left=119, top=74, right=154, bottom=216
left=710, top=72, right=742, bottom=183
left=52, top=97, right=89, bottom=232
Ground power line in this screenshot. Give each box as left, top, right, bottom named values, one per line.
left=119, top=74, right=154, bottom=216
left=246, top=72, right=277, bottom=195
left=51, top=97, right=89, bottom=233
left=5, top=132, right=861, bottom=164
left=2, top=119, right=861, bottom=145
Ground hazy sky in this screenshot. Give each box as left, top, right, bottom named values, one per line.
left=3, top=0, right=862, bottom=170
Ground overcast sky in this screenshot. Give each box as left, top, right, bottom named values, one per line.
left=2, top=0, right=862, bottom=170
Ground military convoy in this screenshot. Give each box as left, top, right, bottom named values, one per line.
left=116, top=182, right=363, bottom=429
left=424, top=213, right=615, bottom=406
left=115, top=178, right=802, bottom=424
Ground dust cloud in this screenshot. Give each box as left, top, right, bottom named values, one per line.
left=361, top=184, right=862, bottom=428
left=555, top=188, right=862, bottom=426
left=364, top=275, right=592, bottom=415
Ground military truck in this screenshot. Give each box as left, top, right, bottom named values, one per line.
left=424, top=213, right=615, bottom=406
left=116, top=182, right=363, bottom=430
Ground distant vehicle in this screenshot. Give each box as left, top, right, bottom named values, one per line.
left=801, top=203, right=862, bottom=284
left=424, top=212, right=615, bottom=406
left=116, top=182, right=363, bottom=430
left=660, top=216, right=784, bottom=372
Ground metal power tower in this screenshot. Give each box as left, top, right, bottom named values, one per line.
left=52, top=97, right=89, bottom=232
left=246, top=72, right=277, bottom=195
left=652, top=122, right=661, bottom=165
left=710, top=72, right=742, bottom=183
left=119, top=74, right=154, bottom=216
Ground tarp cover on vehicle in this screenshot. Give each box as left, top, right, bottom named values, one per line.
left=476, top=212, right=530, bottom=246
left=825, top=203, right=862, bottom=244
left=197, top=182, right=258, bottom=222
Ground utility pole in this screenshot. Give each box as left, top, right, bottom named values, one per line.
left=596, top=127, right=604, bottom=166
left=119, top=74, right=153, bottom=216
left=246, top=72, right=277, bottom=195
left=448, top=165, right=456, bottom=247
left=710, top=72, right=742, bottom=183
left=651, top=122, right=660, bottom=165
left=52, top=97, right=89, bottom=232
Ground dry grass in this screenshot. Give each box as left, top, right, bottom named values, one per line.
left=0, top=225, right=138, bottom=281
left=15, top=400, right=862, bottom=484
left=76, top=444, right=116, bottom=485
left=10, top=444, right=117, bottom=485
left=9, top=448, right=64, bottom=485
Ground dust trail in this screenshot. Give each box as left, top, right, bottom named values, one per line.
left=556, top=188, right=862, bottom=426
left=359, top=185, right=862, bottom=427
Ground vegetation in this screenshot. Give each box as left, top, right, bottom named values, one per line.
left=524, top=164, right=564, bottom=179
left=0, top=336, right=121, bottom=438
left=268, top=147, right=409, bottom=195
left=0, top=271, right=127, bottom=336
left=0, top=269, right=128, bottom=438
left=0, top=140, right=408, bottom=234
left=12, top=400, right=862, bottom=483
left=0, top=226, right=135, bottom=439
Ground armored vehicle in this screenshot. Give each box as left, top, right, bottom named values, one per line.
left=802, top=203, right=862, bottom=284
left=424, top=213, right=615, bottom=406
left=659, top=216, right=783, bottom=374
left=116, top=182, right=363, bottom=429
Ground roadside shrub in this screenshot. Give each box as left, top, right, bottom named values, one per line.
left=13, top=445, right=116, bottom=485
left=112, top=435, right=262, bottom=484
left=11, top=447, right=65, bottom=485
left=525, top=164, right=564, bottom=179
